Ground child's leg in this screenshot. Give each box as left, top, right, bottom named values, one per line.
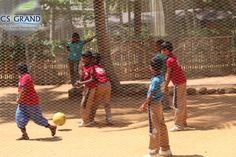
left=103, top=83, right=112, bottom=122
left=80, top=88, right=96, bottom=125
left=29, top=105, right=49, bottom=127
left=148, top=104, right=161, bottom=153
left=91, top=85, right=103, bottom=121
left=161, top=93, right=171, bottom=110
left=174, top=83, right=187, bottom=128
left=74, top=61, right=79, bottom=83
left=80, top=88, right=89, bottom=123
left=68, top=60, right=75, bottom=86
left=15, top=104, right=30, bottom=140
left=29, top=105, right=57, bottom=136
left=16, top=104, right=30, bottom=129
left=158, top=103, right=170, bottom=151
left=149, top=102, right=170, bottom=153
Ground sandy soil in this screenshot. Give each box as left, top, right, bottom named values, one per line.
left=121, top=75, right=236, bottom=89
left=0, top=79, right=236, bottom=157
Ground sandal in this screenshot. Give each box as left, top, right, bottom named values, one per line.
left=49, top=125, right=57, bottom=136
left=16, top=134, right=29, bottom=140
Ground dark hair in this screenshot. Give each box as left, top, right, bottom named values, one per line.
left=92, top=52, right=101, bottom=64
left=150, top=57, right=163, bottom=72
left=17, top=63, right=29, bottom=73
left=156, top=39, right=165, bottom=45
left=81, top=51, right=93, bottom=58
left=72, top=32, right=80, bottom=38
left=161, top=41, right=173, bottom=52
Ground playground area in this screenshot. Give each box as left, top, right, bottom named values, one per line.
left=0, top=76, right=236, bottom=157
left=1, top=1, right=236, bottom=157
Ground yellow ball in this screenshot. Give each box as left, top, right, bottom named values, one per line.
left=52, top=112, right=66, bottom=126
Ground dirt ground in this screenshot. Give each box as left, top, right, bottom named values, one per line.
left=1, top=76, right=236, bottom=157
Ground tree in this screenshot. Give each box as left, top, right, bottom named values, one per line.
left=93, top=0, right=120, bottom=88
left=134, top=0, right=142, bottom=39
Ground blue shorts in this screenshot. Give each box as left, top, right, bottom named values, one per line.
left=16, top=104, right=49, bottom=128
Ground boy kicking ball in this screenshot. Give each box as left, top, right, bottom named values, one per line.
left=139, top=58, right=172, bottom=157
left=15, top=63, right=56, bottom=140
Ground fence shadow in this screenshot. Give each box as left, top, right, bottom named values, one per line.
left=1, top=85, right=236, bottom=131
left=29, top=136, right=62, bottom=142
left=173, top=155, right=204, bottom=157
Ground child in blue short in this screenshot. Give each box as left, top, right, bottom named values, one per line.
left=139, top=58, right=172, bottom=157
left=15, top=63, right=57, bottom=140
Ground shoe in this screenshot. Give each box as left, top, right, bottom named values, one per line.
left=169, top=126, right=183, bottom=132
left=163, top=107, right=172, bottom=112
left=49, top=125, right=57, bottom=136
left=144, top=154, right=160, bottom=157
left=184, top=123, right=188, bottom=127
left=78, top=120, right=95, bottom=127
left=78, top=121, right=85, bottom=127
left=159, top=150, right=172, bottom=156
left=16, top=134, right=29, bottom=140
left=106, top=118, right=113, bottom=125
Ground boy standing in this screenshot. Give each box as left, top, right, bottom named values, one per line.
left=155, top=39, right=171, bottom=111
left=15, top=63, right=56, bottom=140
left=91, top=53, right=112, bottom=124
left=66, top=33, right=95, bottom=87
left=76, top=51, right=97, bottom=127
left=139, top=58, right=172, bottom=157
left=161, top=41, right=187, bottom=132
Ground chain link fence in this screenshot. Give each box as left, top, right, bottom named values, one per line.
left=1, top=0, right=236, bottom=157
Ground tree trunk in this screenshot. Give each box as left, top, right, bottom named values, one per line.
left=162, top=0, right=178, bottom=43
left=67, top=5, right=74, bottom=37
left=93, top=0, right=120, bottom=88
left=49, top=6, right=55, bottom=41
left=118, top=0, right=123, bottom=24
left=134, top=0, right=142, bottom=39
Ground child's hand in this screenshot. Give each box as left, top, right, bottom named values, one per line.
left=139, top=103, right=148, bottom=112
left=16, top=97, right=20, bottom=104
left=74, top=81, right=80, bottom=86
left=164, top=86, right=169, bottom=95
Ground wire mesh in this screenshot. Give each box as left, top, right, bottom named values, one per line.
left=0, top=0, right=236, bottom=157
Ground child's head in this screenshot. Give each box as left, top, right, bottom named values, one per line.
left=149, top=57, right=163, bottom=75
left=155, top=39, right=165, bottom=52
left=92, top=52, right=101, bottom=65
left=17, top=63, right=29, bottom=74
left=72, top=33, right=80, bottom=42
left=81, top=51, right=93, bottom=65
left=161, top=41, right=173, bottom=56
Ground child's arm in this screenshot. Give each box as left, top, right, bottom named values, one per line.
left=84, top=35, right=96, bottom=44
left=64, top=43, right=70, bottom=56
left=139, top=92, right=154, bottom=112
left=16, top=86, right=26, bottom=103
left=164, top=67, right=172, bottom=95
left=76, top=70, right=95, bottom=85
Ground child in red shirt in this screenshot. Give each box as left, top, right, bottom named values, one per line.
left=15, top=63, right=56, bottom=140
left=91, top=53, right=112, bottom=124
left=161, top=41, right=187, bottom=132
left=76, top=51, right=97, bottom=127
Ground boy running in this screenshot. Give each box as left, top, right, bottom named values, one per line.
left=15, top=63, right=56, bottom=140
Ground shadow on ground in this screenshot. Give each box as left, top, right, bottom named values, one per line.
left=0, top=85, right=236, bottom=131
left=173, top=155, right=204, bottom=157
left=29, top=136, right=62, bottom=142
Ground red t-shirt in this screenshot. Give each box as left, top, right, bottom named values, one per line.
left=93, top=64, right=109, bottom=84
left=18, top=74, right=39, bottom=105
left=82, top=65, right=97, bottom=88
left=166, top=55, right=186, bottom=85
